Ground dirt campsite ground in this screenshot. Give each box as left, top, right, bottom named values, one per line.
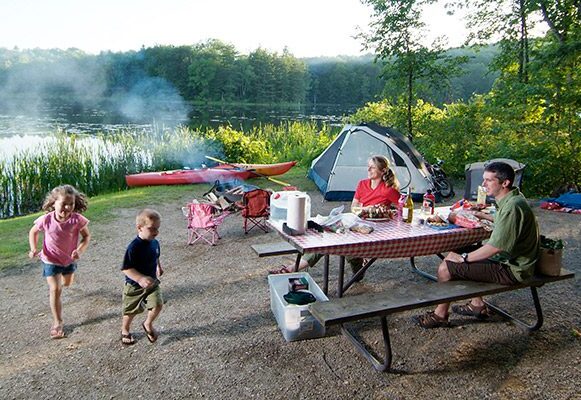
left=0, top=186, right=579, bottom=400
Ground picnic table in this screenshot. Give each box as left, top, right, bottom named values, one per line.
left=268, top=208, right=491, bottom=297
left=266, top=209, right=574, bottom=372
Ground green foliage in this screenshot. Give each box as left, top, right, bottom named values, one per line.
left=248, top=122, right=337, bottom=167
left=349, top=0, right=580, bottom=197
left=359, top=0, right=469, bottom=138
left=0, top=122, right=336, bottom=218
left=351, top=83, right=580, bottom=197
left=0, top=44, right=498, bottom=109
left=203, top=125, right=270, bottom=164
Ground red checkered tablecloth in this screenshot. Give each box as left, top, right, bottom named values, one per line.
left=270, top=219, right=490, bottom=259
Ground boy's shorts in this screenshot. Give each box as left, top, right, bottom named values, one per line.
left=42, top=262, right=77, bottom=277
left=122, top=281, right=163, bottom=315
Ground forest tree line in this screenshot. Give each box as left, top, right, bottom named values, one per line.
left=0, top=40, right=497, bottom=107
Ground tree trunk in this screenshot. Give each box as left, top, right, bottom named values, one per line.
left=539, top=1, right=565, bottom=44
left=407, top=67, right=413, bottom=141
left=519, top=0, right=529, bottom=84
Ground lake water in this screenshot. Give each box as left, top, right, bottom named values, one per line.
left=0, top=99, right=355, bottom=159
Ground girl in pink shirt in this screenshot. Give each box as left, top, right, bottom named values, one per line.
left=29, top=185, right=91, bottom=339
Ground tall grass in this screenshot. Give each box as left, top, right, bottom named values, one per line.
left=248, top=121, right=336, bottom=167
left=0, top=122, right=338, bottom=219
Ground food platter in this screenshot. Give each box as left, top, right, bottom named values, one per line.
left=352, top=205, right=395, bottom=220
left=363, top=217, right=392, bottom=221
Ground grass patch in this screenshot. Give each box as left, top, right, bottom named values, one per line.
left=0, top=166, right=313, bottom=271
left=1, top=123, right=335, bottom=218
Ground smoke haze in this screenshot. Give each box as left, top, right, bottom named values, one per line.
left=0, top=52, right=191, bottom=138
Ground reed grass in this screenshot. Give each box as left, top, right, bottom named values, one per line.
left=248, top=121, right=336, bottom=166
left=0, top=122, right=337, bottom=219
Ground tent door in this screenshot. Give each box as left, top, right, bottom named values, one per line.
left=327, top=130, right=392, bottom=193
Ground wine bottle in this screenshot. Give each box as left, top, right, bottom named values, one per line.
left=402, top=187, right=414, bottom=223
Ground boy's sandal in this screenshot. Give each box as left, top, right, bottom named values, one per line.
left=414, top=311, right=450, bottom=329
left=452, top=302, right=492, bottom=319
left=268, top=265, right=294, bottom=275
left=121, top=333, right=136, bottom=345
left=142, top=323, right=158, bottom=343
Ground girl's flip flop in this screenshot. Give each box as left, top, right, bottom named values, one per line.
left=50, top=327, right=65, bottom=339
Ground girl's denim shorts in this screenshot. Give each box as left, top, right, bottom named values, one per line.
left=42, top=262, right=77, bottom=277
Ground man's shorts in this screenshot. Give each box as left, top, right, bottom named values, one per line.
left=446, top=259, right=518, bottom=285
left=42, top=262, right=77, bottom=277
left=122, top=281, right=163, bottom=315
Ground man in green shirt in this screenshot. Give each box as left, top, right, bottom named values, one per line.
left=416, top=161, right=540, bottom=328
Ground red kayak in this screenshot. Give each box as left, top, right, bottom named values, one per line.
left=125, top=168, right=254, bottom=187
left=214, top=161, right=297, bottom=177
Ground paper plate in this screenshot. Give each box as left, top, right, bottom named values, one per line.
left=426, top=223, right=458, bottom=230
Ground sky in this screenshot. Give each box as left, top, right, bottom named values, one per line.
left=0, top=0, right=469, bottom=58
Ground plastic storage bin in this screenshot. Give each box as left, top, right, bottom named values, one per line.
left=268, top=272, right=328, bottom=342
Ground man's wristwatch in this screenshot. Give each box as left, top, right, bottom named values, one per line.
left=461, top=253, right=469, bottom=262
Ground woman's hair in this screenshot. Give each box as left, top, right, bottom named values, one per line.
left=370, top=155, right=399, bottom=190
left=136, top=208, right=161, bottom=226
left=42, top=184, right=88, bottom=213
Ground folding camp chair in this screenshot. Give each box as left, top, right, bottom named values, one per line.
left=184, top=202, right=229, bottom=246
left=241, top=189, right=270, bottom=234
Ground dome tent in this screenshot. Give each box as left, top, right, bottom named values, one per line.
left=308, top=123, right=437, bottom=201
left=464, top=158, right=526, bottom=201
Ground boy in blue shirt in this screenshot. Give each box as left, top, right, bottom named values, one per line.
left=121, top=209, right=164, bottom=344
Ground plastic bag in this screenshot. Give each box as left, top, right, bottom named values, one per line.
left=313, top=207, right=367, bottom=233
left=448, top=211, right=482, bottom=229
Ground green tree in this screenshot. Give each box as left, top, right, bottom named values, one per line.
left=358, top=0, right=467, bottom=139
left=247, top=48, right=277, bottom=103
left=142, top=45, right=194, bottom=98
left=188, top=39, right=239, bottom=101
left=276, top=48, right=309, bottom=103
left=452, top=0, right=580, bottom=191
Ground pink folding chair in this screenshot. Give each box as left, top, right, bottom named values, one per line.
left=184, top=202, right=229, bottom=246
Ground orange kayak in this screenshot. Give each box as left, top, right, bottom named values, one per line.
left=215, top=161, right=297, bottom=177
left=125, top=168, right=254, bottom=187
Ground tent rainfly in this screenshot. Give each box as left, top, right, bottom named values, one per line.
left=308, top=123, right=437, bottom=201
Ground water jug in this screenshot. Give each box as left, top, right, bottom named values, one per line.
left=269, top=191, right=311, bottom=226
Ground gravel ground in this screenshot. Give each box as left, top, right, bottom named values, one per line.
left=0, top=187, right=579, bottom=399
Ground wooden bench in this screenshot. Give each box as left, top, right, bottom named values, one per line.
left=309, top=269, right=575, bottom=372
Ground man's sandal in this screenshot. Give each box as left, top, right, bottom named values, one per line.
left=414, top=311, right=450, bottom=329
left=452, top=302, right=492, bottom=320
